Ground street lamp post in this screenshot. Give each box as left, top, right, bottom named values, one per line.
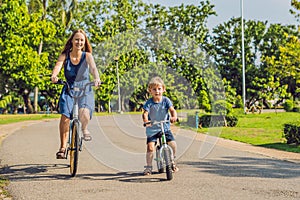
left=241, top=0, right=246, bottom=114
left=114, top=56, right=122, bottom=113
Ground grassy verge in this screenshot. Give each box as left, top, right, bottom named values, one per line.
left=196, top=111, right=300, bottom=153
left=0, top=176, right=10, bottom=199
left=0, top=113, right=60, bottom=125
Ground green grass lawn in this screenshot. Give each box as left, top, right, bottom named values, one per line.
left=197, top=111, right=300, bottom=153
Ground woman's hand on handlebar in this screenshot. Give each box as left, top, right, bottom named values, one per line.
left=51, top=76, right=58, bottom=83
left=94, top=78, right=101, bottom=88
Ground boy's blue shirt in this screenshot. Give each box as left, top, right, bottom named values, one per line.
left=143, top=96, right=173, bottom=137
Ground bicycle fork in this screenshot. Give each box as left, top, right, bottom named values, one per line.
left=66, top=119, right=83, bottom=159
left=157, top=134, right=174, bottom=166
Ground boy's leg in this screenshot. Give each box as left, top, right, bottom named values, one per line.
left=167, top=140, right=179, bottom=172
left=144, top=141, right=155, bottom=175
left=146, top=142, right=155, bottom=166
left=167, top=141, right=177, bottom=157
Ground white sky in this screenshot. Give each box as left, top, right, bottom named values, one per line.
left=145, top=0, right=298, bottom=28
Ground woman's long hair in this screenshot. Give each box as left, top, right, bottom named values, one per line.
left=61, top=29, right=92, bottom=55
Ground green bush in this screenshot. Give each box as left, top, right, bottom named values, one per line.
left=213, top=100, right=233, bottom=115
left=283, top=121, right=300, bottom=145
left=292, top=107, right=300, bottom=112
left=186, top=113, right=198, bottom=128
left=283, top=100, right=294, bottom=112
left=187, top=114, right=238, bottom=128
left=234, top=95, right=243, bottom=108
left=226, top=115, right=238, bottom=127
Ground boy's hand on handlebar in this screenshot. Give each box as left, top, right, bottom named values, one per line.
left=143, top=121, right=152, bottom=127
left=170, top=117, right=177, bottom=123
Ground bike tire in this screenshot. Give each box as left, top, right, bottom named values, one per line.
left=156, top=146, right=164, bottom=173
left=163, top=147, right=173, bottom=180
left=70, top=121, right=79, bottom=177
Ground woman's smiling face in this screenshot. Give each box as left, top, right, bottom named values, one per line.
left=72, top=32, right=85, bottom=51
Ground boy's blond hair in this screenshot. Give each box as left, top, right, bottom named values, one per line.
left=147, top=76, right=166, bottom=93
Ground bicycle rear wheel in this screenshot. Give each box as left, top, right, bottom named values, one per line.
left=163, top=147, right=173, bottom=180
left=70, top=121, right=80, bottom=177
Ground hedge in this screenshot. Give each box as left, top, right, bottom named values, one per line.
left=187, top=113, right=238, bottom=128
left=283, top=121, right=300, bottom=145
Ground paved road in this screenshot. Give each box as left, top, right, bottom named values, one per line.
left=1, top=114, right=300, bottom=200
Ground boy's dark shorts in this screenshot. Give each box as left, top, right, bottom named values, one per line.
left=147, top=130, right=175, bottom=144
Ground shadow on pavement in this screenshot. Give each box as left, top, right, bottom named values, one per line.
left=0, top=163, right=71, bottom=180
left=181, top=156, right=300, bottom=179
left=74, top=171, right=167, bottom=182
left=0, top=163, right=166, bottom=182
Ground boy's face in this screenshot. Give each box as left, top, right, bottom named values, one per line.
left=149, top=84, right=165, bottom=100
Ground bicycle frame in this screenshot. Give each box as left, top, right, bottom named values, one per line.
left=145, top=120, right=175, bottom=180
left=156, top=120, right=174, bottom=164
left=55, top=79, right=94, bottom=176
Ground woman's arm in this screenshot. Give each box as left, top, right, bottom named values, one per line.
left=86, top=52, right=101, bottom=86
left=51, top=53, right=66, bottom=83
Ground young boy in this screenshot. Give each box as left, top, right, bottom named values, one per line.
left=142, top=76, right=179, bottom=175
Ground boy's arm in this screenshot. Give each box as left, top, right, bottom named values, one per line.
left=142, top=110, right=149, bottom=123
left=142, top=110, right=152, bottom=127
left=169, top=106, right=177, bottom=123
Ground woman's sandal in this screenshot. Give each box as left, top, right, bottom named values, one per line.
left=56, top=148, right=66, bottom=159
left=143, top=166, right=152, bottom=175
left=82, top=130, right=92, bottom=141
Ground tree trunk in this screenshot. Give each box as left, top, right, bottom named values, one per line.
left=222, top=115, right=227, bottom=127
left=23, top=93, right=33, bottom=114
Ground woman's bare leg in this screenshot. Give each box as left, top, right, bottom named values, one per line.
left=79, top=108, right=90, bottom=131
left=79, top=108, right=92, bottom=140
left=59, top=114, right=70, bottom=150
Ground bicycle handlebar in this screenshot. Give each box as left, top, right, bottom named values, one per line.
left=143, top=119, right=180, bottom=127
left=53, top=79, right=95, bottom=98
left=143, top=120, right=170, bottom=127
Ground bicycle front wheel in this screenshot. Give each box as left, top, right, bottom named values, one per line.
left=156, top=146, right=164, bottom=173
left=163, top=147, right=173, bottom=180
left=70, top=120, right=80, bottom=177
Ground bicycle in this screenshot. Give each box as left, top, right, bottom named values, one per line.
left=55, top=79, right=95, bottom=177
left=144, top=120, right=176, bottom=180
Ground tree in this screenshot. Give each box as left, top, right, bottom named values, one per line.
left=26, top=0, right=80, bottom=112
left=0, top=0, right=55, bottom=113
left=144, top=1, right=217, bottom=110
left=210, top=17, right=298, bottom=108
left=290, top=0, right=300, bottom=23
left=264, top=34, right=300, bottom=100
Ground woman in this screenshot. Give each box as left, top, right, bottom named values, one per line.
left=51, top=29, right=101, bottom=159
